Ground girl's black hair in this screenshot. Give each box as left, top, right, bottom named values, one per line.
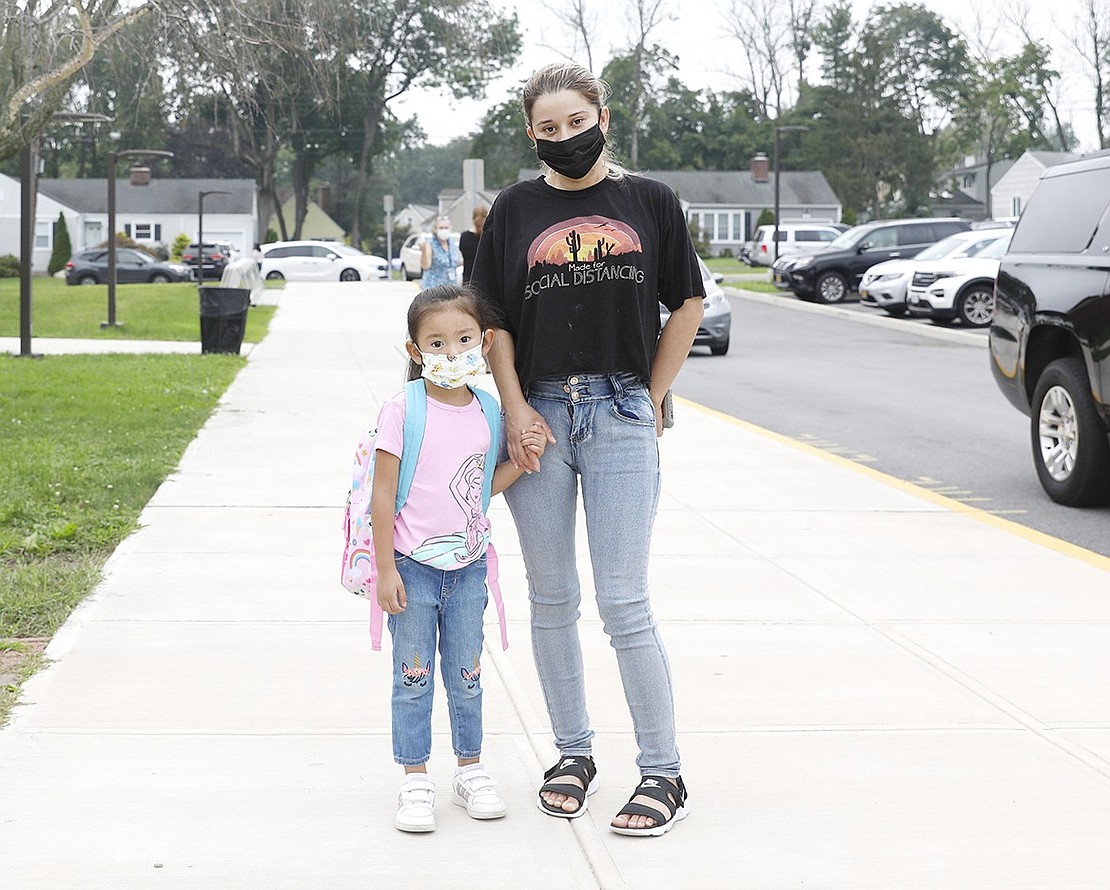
left=405, top=284, right=501, bottom=381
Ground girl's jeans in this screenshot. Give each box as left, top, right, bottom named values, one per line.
left=387, top=554, right=488, bottom=765
left=504, top=373, right=680, bottom=778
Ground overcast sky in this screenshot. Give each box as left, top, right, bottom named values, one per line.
left=393, top=0, right=1099, bottom=151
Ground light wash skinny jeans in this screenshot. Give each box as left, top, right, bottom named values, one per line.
left=504, top=372, right=680, bottom=777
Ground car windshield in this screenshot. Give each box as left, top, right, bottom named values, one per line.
left=978, top=231, right=1013, bottom=259
left=915, top=234, right=977, bottom=261
left=826, top=225, right=870, bottom=250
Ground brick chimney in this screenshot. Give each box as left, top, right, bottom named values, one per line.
left=750, top=153, right=770, bottom=183
left=317, top=183, right=332, bottom=213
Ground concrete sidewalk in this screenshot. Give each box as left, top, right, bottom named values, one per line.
left=2, top=282, right=1110, bottom=888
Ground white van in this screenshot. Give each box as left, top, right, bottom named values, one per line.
left=746, top=223, right=843, bottom=267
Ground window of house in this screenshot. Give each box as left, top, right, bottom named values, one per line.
left=133, top=223, right=152, bottom=240
left=1011, top=197, right=1022, bottom=217
left=35, top=221, right=50, bottom=249
left=716, top=214, right=728, bottom=241
left=731, top=213, right=742, bottom=241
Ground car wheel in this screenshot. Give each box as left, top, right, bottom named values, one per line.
left=709, top=335, right=730, bottom=356
left=339, top=268, right=360, bottom=282
left=815, top=271, right=849, bottom=304
left=77, top=274, right=99, bottom=285
left=957, top=284, right=994, bottom=327
left=149, top=273, right=170, bottom=284
left=265, top=271, right=284, bottom=280
left=1030, top=357, right=1110, bottom=506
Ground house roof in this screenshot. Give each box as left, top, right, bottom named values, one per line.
left=1027, top=151, right=1082, bottom=168
left=36, top=178, right=256, bottom=214
left=515, top=168, right=840, bottom=207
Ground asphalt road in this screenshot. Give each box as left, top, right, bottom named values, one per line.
left=673, top=288, right=1110, bottom=558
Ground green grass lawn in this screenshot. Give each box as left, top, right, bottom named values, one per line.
left=727, top=279, right=781, bottom=294
left=0, top=353, right=245, bottom=720
left=0, top=277, right=276, bottom=342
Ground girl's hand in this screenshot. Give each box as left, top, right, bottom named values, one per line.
left=521, top=421, right=548, bottom=459
left=376, top=568, right=407, bottom=614
left=505, top=404, right=555, bottom=472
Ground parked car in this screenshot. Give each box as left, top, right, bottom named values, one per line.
left=776, top=218, right=971, bottom=303
left=905, top=230, right=1012, bottom=327
left=660, top=256, right=732, bottom=355
left=990, top=153, right=1110, bottom=506
left=64, top=248, right=194, bottom=285
left=859, top=228, right=1011, bottom=317
left=746, top=222, right=844, bottom=267
left=259, top=240, right=388, bottom=282
left=399, top=232, right=426, bottom=280
left=181, top=242, right=233, bottom=280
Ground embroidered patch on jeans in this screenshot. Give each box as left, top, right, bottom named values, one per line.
left=401, top=654, right=431, bottom=687
left=461, top=657, right=481, bottom=688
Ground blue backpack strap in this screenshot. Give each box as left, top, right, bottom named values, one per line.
left=471, top=386, right=502, bottom=512
left=397, top=379, right=428, bottom=514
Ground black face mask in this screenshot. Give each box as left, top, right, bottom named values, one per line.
left=534, top=124, right=606, bottom=180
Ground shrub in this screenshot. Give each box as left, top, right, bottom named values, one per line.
left=755, top=208, right=775, bottom=228
left=171, top=233, right=190, bottom=261
left=48, top=213, right=72, bottom=275
left=0, top=255, right=20, bottom=278
left=687, top=219, right=710, bottom=257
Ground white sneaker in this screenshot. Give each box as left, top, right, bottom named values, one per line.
left=396, top=773, right=436, bottom=833
left=452, top=763, right=508, bottom=819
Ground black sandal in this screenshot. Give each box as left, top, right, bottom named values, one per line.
left=536, top=755, right=598, bottom=819
left=610, top=775, right=688, bottom=836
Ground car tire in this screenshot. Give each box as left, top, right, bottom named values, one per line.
left=77, top=274, right=99, bottom=285
left=265, top=271, right=284, bottom=281
left=1030, top=357, right=1110, bottom=507
left=339, top=268, right=360, bottom=282
left=815, top=271, right=849, bottom=304
left=149, top=273, right=170, bottom=284
left=957, top=284, right=995, bottom=327
left=709, top=335, right=730, bottom=356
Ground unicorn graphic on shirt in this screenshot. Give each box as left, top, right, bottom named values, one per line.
left=409, top=452, right=490, bottom=567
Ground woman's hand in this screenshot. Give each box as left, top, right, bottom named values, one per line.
left=376, top=567, right=407, bottom=614
left=505, top=403, right=555, bottom=472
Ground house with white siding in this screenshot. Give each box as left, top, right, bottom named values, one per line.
left=0, top=174, right=257, bottom=273
left=991, top=151, right=1082, bottom=220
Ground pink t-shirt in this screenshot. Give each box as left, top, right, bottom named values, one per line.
left=375, top=389, right=493, bottom=570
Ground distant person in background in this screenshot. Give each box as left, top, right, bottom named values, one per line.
left=420, top=216, right=462, bottom=288
left=459, top=205, right=488, bottom=284
left=251, top=243, right=263, bottom=270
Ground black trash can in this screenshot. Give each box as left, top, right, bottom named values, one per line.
left=199, top=287, right=250, bottom=354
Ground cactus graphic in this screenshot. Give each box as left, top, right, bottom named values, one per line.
left=566, top=229, right=582, bottom=261
left=594, top=237, right=614, bottom=260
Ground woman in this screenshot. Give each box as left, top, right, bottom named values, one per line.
left=420, top=216, right=462, bottom=288
left=470, top=62, right=704, bottom=837
left=459, top=204, right=488, bottom=283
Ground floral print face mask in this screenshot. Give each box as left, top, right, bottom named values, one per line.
left=419, top=341, right=485, bottom=389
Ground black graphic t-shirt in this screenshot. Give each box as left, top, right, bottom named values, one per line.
left=470, top=174, right=704, bottom=387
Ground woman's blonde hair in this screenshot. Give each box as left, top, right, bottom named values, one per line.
left=471, top=204, right=488, bottom=232
left=521, top=62, right=627, bottom=180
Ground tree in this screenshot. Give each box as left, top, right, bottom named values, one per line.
left=723, top=0, right=814, bottom=118
left=0, top=1, right=158, bottom=164
left=49, top=212, right=72, bottom=274
left=1071, top=0, right=1110, bottom=149
left=546, top=0, right=603, bottom=71
left=469, top=93, right=536, bottom=188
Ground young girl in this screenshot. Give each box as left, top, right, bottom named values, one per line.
left=370, top=284, right=546, bottom=833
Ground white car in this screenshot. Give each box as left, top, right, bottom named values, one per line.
left=858, top=228, right=1011, bottom=317
left=399, top=232, right=425, bottom=280
left=747, top=223, right=843, bottom=267
left=259, top=240, right=388, bottom=282
left=905, top=230, right=1013, bottom=327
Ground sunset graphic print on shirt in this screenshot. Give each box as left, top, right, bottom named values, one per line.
left=524, top=215, right=646, bottom=299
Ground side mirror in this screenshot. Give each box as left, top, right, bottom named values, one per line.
left=713, top=273, right=725, bottom=284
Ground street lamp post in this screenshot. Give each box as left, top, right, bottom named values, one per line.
left=773, top=125, right=810, bottom=263
left=197, top=190, right=232, bottom=294
left=105, top=148, right=173, bottom=328
left=16, top=112, right=110, bottom=358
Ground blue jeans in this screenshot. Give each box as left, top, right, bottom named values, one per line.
left=504, top=373, right=680, bottom=777
left=387, top=554, right=488, bottom=765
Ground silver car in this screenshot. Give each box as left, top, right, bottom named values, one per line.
left=661, top=256, right=732, bottom=355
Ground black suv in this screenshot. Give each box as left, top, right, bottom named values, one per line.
left=776, top=217, right=971, bottom=303
left=181, top=243, right=232, bottom=280
left=990, top=154, right=1110, bottom=507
